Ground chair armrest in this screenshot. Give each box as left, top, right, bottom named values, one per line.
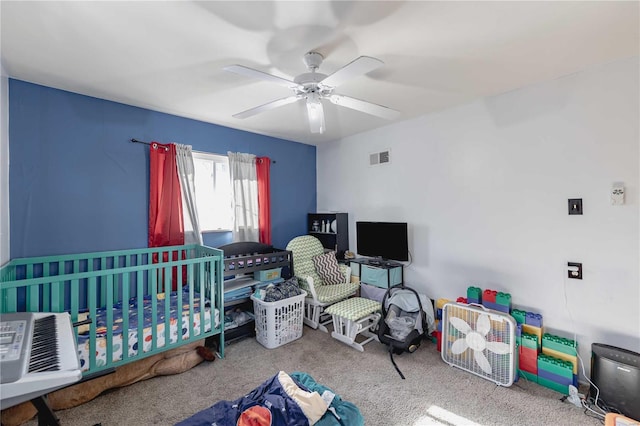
left=339, top=265, right=352, bottom=283
left=297, top=275, right=319, bottom=301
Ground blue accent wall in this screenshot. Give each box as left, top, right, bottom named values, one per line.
left=9, top=79, right=316, bottom=258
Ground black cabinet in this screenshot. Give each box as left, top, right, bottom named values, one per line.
left=308, top=213, right=349, bottom=259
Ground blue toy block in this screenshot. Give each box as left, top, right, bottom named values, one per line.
left=482, top=301, right=510, bottom=313
left=538, top=369, right=572, bottom=386
left=525, top=312, right=543, bottom=327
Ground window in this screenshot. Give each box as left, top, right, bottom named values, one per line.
left=191, top=152, right=233, bottom=232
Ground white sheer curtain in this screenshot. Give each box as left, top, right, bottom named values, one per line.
left=227, top=152, right=259, bottom=242
left=176, top=144, right=203, bottom=245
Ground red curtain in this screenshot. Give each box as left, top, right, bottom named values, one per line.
left=149, top=142, right=184, bottom=290
left=256, top=157, right=271, bottom=245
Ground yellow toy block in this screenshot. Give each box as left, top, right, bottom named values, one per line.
left=436, top=298, right=451, bottom=310
left=542, top=346, right=578, bottom=374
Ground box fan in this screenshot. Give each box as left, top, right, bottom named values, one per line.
left=441, top=303, right=517, bottom=386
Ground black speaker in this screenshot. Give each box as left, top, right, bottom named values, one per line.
left=589, top=343, right=640, bottom=420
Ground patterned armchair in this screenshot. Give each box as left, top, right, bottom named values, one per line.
left=286, top=235, right=359, bottom=332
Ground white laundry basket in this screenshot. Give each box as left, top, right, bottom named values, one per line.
left=251, top=290, right=307, bottom=349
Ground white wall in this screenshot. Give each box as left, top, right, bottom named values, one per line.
left=317, top=56, right=639, bottom=378
left=0, top=63, right=9, bottom=266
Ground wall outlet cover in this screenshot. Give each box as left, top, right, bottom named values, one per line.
left=568, top=262, right=582, bottom=279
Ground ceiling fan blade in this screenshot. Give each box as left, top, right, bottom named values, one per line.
left=329, top=94, right=400, bottom=120
left=233, top=96, right=300, bottom=119
left=321, top=56, right=384, bottom=88
left=224, top=65, right=301, bottom=90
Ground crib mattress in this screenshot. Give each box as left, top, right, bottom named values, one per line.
left=76, top=287, right=219, bottom=371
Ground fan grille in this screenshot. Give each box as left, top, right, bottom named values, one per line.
left=441, top=303, right=517, bottom=386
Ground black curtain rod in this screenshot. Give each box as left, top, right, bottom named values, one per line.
left=130, top=138, right=275, bottom=163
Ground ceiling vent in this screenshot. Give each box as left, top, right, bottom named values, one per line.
left=369, top=149, right=391, bottom=166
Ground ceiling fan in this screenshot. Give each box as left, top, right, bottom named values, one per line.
left=224, top=52, right=400, bottom=134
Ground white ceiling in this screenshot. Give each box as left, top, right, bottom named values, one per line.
left=1, top=1, right=638, bottom=145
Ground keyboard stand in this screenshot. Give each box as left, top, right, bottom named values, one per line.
left=30, top=395, right=60, bottom=426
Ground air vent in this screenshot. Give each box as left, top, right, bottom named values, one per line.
left=369, top=149, right=391, bottom=166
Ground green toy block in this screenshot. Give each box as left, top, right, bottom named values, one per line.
left=496, top=292, right=511, bottom=306
left=537, top=376, right=569, bottom=395
left=542, top=333, right=577, bottom=356
left=467, top=286, right=482, bottom=301
left=511, top=309, right=526, bottom=324
left=537, top=354, right=573, bottom=379
left=519, top=370, right=538, bottom=383
left=521, top=333, right=538, bottom=350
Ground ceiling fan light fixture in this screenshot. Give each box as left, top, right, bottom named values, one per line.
left=306, top=92, right=325, bottom=134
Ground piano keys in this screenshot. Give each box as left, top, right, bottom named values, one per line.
left=0, top=312, right=82, bottom=410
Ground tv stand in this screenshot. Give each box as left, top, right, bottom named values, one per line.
left=349, top=258, right=403, bottom=289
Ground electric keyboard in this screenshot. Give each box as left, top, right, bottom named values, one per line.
left=0, top=312, right=82, bottom=410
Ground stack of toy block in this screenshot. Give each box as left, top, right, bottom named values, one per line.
left=464, top=286, right=513, bottom=313
left=510, top=308, right=543, bottom=382
left=466, top=286, right=482, bottom=304
left=519, top=333, right=539, bottom=381
left=482, top=289, right=512, bottom=313
left=433, top=298, right=450, bottom=352
left=537, top=354, right=575, bottom=395
left=541, top=333, right=579, bottom=391
left=447, top=285, right=580, bottom=396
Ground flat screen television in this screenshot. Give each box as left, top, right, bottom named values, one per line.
left=356, top=221, right=408, bottom=262
left=589, top=343, right=640, bottom=420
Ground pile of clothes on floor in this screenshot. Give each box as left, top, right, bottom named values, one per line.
left=176, top=371, right=363, bottom=426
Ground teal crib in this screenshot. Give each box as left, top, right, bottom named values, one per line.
left=0, top=244, right=225, bottom=377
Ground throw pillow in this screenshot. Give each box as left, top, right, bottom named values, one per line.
left=312, top=252, right=344, bottom=285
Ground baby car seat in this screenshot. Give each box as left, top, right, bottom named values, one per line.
left=378, top=284, right=432, bottom=378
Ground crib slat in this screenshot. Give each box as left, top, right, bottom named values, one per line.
left=105, top=274, right=114, bottom=367
left=186, top=263, right=195, bottom=341
left=177, top=267, right=185, bottom=342
left=88, top=276, right=98, bottom=372
left=121, top=271, right=130, bottom=363
left=43, top=262, right=50, bottom=311
left=1, top=288, right=17, bottom=312
left=163, top=265, right=171, bottom=350
left=51, top=281, right=63, bottom=312
left=136, top=269, right=144, bottom=363
left=26, top=283, right=40, bottom=312
left=100, top=257, right=107, bottom=308
left=70, top=278, right=79, bottom=316
left=151, top=268, right=158, bottom=351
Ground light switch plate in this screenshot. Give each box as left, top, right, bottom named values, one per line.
left=568, top=199, right=583, bottom=215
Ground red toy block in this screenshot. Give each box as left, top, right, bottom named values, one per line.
left=519, top=346, right=538, bottom=373
left=483, top=289, right=497, bottom=303
left=456, top=297, right=468, bottom=304
left=519, top=345, right=538, bottom=361
left=435, top=331, right=442, bottom=352
left=519, top=355, right=538, bottom=374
